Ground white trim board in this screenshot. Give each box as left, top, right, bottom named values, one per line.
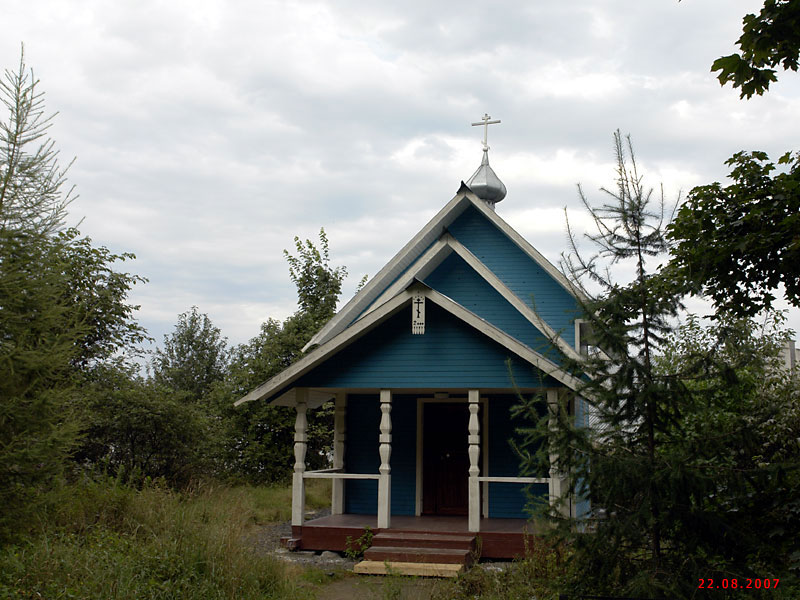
left=303, top=186, right=481, bottom=352
left=357, top=232, right=581, bottom=362
left=236, top=284, right=583, bottom=407
left=235, top=291, right=410, bottom=406
left=304, top=186, right=587, bottom=352
left=426, top=287, right=584, bottom=391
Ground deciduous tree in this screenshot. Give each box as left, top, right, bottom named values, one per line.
left=151, top=306, right=229, bottom=402
left=710, top=0, right=800, bottom=98
left=212, top=229, right=346, bottom=482
left=667, top=150, right=800, bottom=317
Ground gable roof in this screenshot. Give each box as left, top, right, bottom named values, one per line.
left=303, top=183, right=587, bottom=353
left=237, top=184, right=590, bottom=408
left=236, top=282, right=584, bottom=408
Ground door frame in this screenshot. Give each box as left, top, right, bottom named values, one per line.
left=415, top=395, right=489, bottom=517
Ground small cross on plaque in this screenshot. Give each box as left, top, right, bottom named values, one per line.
left=412, top=291, right=426, bottom=335
left=471, top=113, right=501, bottom=151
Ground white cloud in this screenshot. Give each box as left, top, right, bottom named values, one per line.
left=2, top=0, right=798, bottom=346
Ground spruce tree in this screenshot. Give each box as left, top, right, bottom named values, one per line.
left=524, top=131, right=689, bottom=596
left=1, top=50, right=146, bottom=538
left=519, top=132, right=798, bottom=598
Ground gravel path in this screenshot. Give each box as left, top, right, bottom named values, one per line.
left=247, top=508, right=358, bottom=571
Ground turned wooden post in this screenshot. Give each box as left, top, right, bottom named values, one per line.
left=468, top=390, right=481, bottom=532
left=377, top=389, right=392, bottom=529
left=332, top=392, right=347, bottom=515
left=291, top=389, right=308, bottom=527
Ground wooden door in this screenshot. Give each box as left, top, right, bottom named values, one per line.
left=422, top=402, right=470, bottom=515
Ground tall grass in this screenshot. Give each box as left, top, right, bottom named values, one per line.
left=0, top=477, right=330, bottom=599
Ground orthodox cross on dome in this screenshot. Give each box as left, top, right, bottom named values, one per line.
left=466, top=113, right=506, bottom=207
left=471, top=113, right=501, bottom=151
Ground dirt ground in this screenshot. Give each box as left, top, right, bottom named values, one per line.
left=247, top=511, right=456, bottom=599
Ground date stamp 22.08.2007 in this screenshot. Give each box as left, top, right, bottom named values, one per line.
left=698, top=578, right=779, bottom=590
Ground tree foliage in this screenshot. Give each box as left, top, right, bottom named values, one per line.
left=654, top=313, right=800, bottom=592
left=1, top=51, right=146, bottom=538
left=284, top=228, right=347, bottom=330
left=211, top=229, right=346, bottom=482
left=0, top=46, right=74, bottom=236
left=543, top=131, right=688, bottom=596
left=77, top=362, right=208, bottom=487
left=151, top=306, right=229, bottom=401
left=668, top=150, right=800, bottom=317
left=710, top=0, right=800, bottom=98
left=519, top=132, right=799, bottom=598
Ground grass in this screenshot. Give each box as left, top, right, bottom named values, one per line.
left=0, top=477, right=332, bottom=600
left=245, top=478, right=331, bottom=524
left=431, top=535, right=568, bottom=600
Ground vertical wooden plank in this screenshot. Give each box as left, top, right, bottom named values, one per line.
left=415, top=397, right=423, bottom=516
left=377, top=389, right=392, bottom=528
left=332, top=392, right=347, bottom=515
left=292, top=389, right=308, bottom=527
left=468, top=389, right=481, bottom=532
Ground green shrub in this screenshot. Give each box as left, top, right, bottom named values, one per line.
left=0, top=479, right=314, bottom=599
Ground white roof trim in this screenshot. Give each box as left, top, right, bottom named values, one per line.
left=238, top=283, right=583, bottom=407
left=357, top=232, right=582, bottom=361
left=467, top=196, right=590, bottom=304
left=235, top=291, right=412, bottom=406
left=302, top=186, right=481, bottom=352
left=425, top=288, right=584, bottom=392
left=445, top=235, right=582, bottom=362
left=268, top=388, right=336, bottom=409
left=360, top=237, right=452, bottom=320
left=305, top=187, right=587, bottom=352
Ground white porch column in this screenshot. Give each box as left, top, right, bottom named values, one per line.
left=377, top=389, right=392, bottom=529
left=332, top=392, right=347, bottom=515
left=468, top=389, right=481, bottom=533
left=291, top=389, right=309, bottom=527
left=546, top=389, right=570, bottom=517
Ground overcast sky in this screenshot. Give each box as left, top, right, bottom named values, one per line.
left=4, top=0, right=799, bottom=354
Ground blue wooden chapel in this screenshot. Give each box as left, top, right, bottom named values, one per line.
left=238, top=116, right=588, bottom=566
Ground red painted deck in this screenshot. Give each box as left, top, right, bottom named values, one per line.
left=292, top=514, right=538, bottom=559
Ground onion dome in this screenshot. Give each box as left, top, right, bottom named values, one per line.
left=466, top=147, right=506, bottom=207
left=466, top=113, right=506, bottom=209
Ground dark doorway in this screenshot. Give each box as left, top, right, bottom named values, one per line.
left=422, top=402, right=471, bottom=515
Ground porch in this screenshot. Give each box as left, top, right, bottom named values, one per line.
left=289, top=388, right=570, bottom=539
left=289, top=513, right=541, bottom=560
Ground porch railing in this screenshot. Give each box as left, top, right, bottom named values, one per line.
left=303, top=467, right=380, bottom=481
left=477, top=476, right=548, bottom=484
left=294, top=468, right=381, bottom=527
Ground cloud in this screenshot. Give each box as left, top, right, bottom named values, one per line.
left=3, top=0, right=798, bottom=347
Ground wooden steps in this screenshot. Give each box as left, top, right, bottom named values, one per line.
left=354, top=530, right=476, bottom=577
left=353, top=561, right=463, bottom=577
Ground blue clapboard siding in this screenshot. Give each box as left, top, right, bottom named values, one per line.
left=424, top=253, right=561, bottom=363
left=389, top=395, right=417, bottom=515
left=344, top=393, right=550, bottom=519
left=294, top=303, right=559, bottom=390
left=487, top=395, right=548, bottom=518
left=448, top=205, right=581, bottom=340
left=344, top=395, right=379, bottom=514
left=344, top=394, right=417, bottom=516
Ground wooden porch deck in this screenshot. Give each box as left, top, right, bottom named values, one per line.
left=291, top=514, right=538, bottom=559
